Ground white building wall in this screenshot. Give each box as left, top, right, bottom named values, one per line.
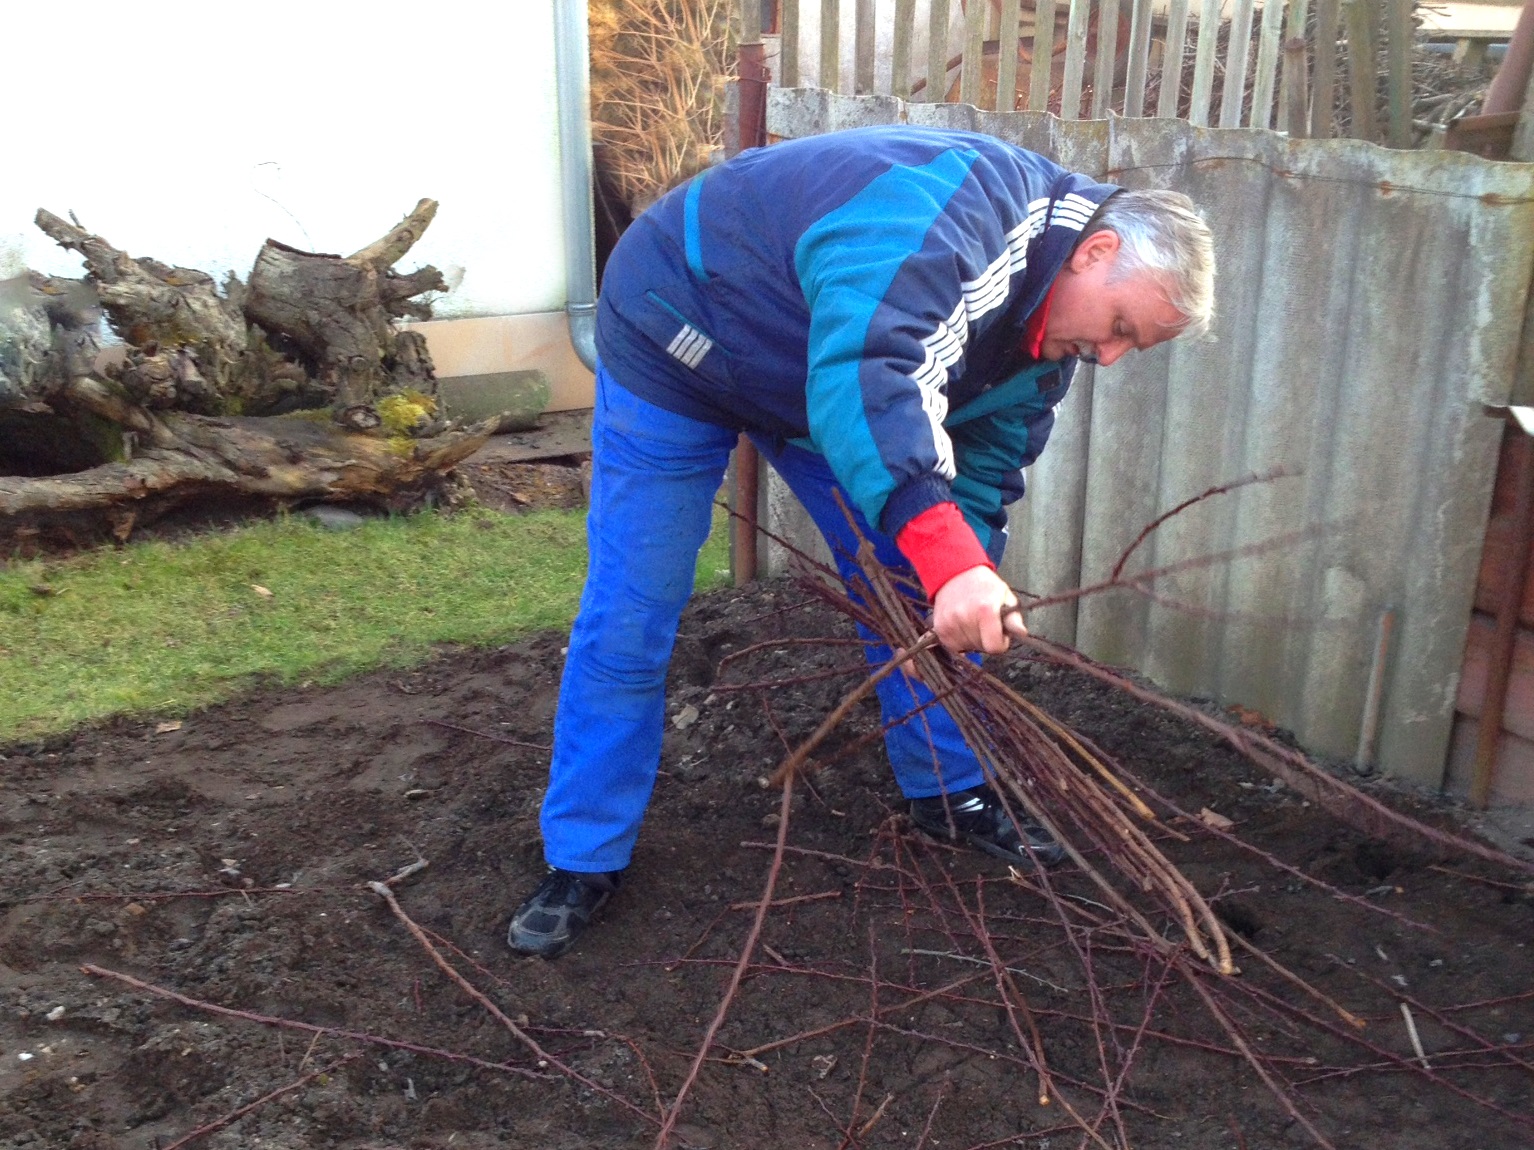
left=2, top=0, right=566, bottom=321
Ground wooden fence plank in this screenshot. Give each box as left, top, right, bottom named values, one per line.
left=1310, top=0, right=1340, bottom=137
left=997, top=0, right=1022, bottom=110
left=1386, top=0, right=1412, bottom=146
left=1158, top=0, right=1193, bottom=118
left=1061, top=0, right=1092, bottom=119
left=1124, top=0, right=1156, bottom=116
left=960, top=0, right=987, bottom=105
left=855, top=0, right=876, bottom=92
left=892, top=0, right=916, bottom=98
left=1279, top=0, right=1312, bottom=136
left=1093, top=0, right=1124, bottom=116
left=1188, top=0, right=1224, bottom=126
left=1283, top=33, right=1311, bottom=135
left=781, top=0, right=801, bottom=86
left=927, top=0, right=951, bottom=102
left=820, top=0, right=841, bottom=92
left=1029, top=0, right=1059, bottom=110
left=1346, top=0, right=1378, bottom=140
left=1219, top=0, right=1256, bottom=126
left=1250, top=0, right=1288, bottom=128
left=742, top=0, right=761, bottom=41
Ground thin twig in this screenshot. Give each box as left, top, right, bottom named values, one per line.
left=654, top=776, right=796, bottom=1148
left=366, top=882, right=658, bottom=1127
left=160, top=1054, right=359, bottom=1150
left=80, top=964, right=549, bottom=1080
left=767, top=633, right=940, bottom=786
left=422, top=718, right=550, bottom=751
left=1401, top=1002, right=1431, bottom=1069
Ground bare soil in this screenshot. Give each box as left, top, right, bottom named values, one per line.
left=2, top=571, right=1533, bottom=1150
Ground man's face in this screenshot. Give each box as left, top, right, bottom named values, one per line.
left=1038, top=230, right=1187, bottom=367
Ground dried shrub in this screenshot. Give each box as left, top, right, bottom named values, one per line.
left=589, top=0, right=731, bottom=216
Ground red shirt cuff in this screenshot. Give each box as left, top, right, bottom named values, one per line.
left=894, top=502, right=994, bottom=598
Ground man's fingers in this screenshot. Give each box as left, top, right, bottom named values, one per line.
left=1001, top=602, right=1028, bottom=640
left=977, top=607, right=1008, bottom=655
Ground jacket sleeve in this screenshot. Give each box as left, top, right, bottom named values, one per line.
left=792, top=146, right=1059, bottom=540
left=947, top=367, right=1072, bottom=562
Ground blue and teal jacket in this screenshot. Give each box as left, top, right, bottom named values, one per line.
left=595, top=125, right=1120, bottom=560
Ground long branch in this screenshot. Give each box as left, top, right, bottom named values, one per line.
left=654, top=776, right=797, bottom=1148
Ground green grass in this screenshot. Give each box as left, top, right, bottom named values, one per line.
left=0, top=505, right=733, bottom=743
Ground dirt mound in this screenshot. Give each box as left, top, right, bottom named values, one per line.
left=1, top=583, right=1531, bottom=1149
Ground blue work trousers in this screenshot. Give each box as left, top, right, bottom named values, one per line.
left=540, top=364, right=988, bottom=873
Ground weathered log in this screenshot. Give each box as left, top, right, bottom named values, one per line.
left=0, top=411, right=494, bottom=546
left=0, top=199, right=508, bottom=547
left=34, top=209, right=256, bottom=414
left=0, top=272, right=103, bottom=410
left=245, top=199, right=447, bottom=408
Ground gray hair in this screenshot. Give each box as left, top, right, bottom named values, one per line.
left=1085, top=189, right=1216, bottom=340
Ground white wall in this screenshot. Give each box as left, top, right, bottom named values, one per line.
left=1, top=0, right=567, bottom=321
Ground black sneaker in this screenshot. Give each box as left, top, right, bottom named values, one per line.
left=910, top=784, right=1066, bottom=869
left=506, top=868, right=622, bottom=958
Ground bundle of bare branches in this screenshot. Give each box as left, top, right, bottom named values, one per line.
left=694, top=482, right=1534, bottom=1148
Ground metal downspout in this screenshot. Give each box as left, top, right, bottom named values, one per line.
left=554, top=0, right=598, bottom=371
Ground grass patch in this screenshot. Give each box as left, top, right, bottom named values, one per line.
left=0, top=504, right=733, bottom=744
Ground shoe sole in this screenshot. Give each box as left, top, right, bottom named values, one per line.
left=912, top=820, right=1065, bottom=871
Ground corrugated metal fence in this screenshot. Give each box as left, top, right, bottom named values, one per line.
left=760, top=88, right=1534, bottom=789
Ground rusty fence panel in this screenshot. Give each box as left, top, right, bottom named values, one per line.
left=760, top=89, right=1534, bottom=791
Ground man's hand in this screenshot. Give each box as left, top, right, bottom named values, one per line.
left=930, top=565, right=1027, bottom=654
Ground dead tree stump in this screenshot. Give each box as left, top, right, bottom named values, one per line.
left=0, top=199, right=496, bottom=548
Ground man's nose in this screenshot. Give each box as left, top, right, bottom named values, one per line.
left=1096, top=341, right=1130, bottom=367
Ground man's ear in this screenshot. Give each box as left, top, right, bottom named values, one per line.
left=1068, top=228, right=1120, bottom=272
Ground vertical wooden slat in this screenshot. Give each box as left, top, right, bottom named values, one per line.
left=1219, top=0, right=1256, bottom=127
left=1250, top=0, right=1289, bottom=128
left=1386, top=0, right=1413, bottom=146
left=1092, top=0, right=1124, bottom=117
left=820, top=0, right=840, bottom=93
left=1188, top=0, right=1223, bottom=127
left=854, top=0, right=876, bottom=92
left=1279, top=0, right=1312, bottom=136
left=1157, top=0, right=1192, bottom=118
left=997, top=0, right=1023, bottom=111
left=743, top=0, right=762, bottom=41
left=1029, top=0, right=1059, bottom=110
left=1124, top=0, right=1156, bottom=116
left=1346, top=0, right=1378, bottom=140
left=927, top=0, right=951, bottom=101
left=892, top=0, right=916, bottom=99
left=782, top=0, right=801, bottom=86
left=1283, top=33, right=1311, bottom=135
left=1061, top=0, right=1092, bottom=119
left=960, top=0, right=987, bottom=106
left=1311, top=0, right=1342, bottom=138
